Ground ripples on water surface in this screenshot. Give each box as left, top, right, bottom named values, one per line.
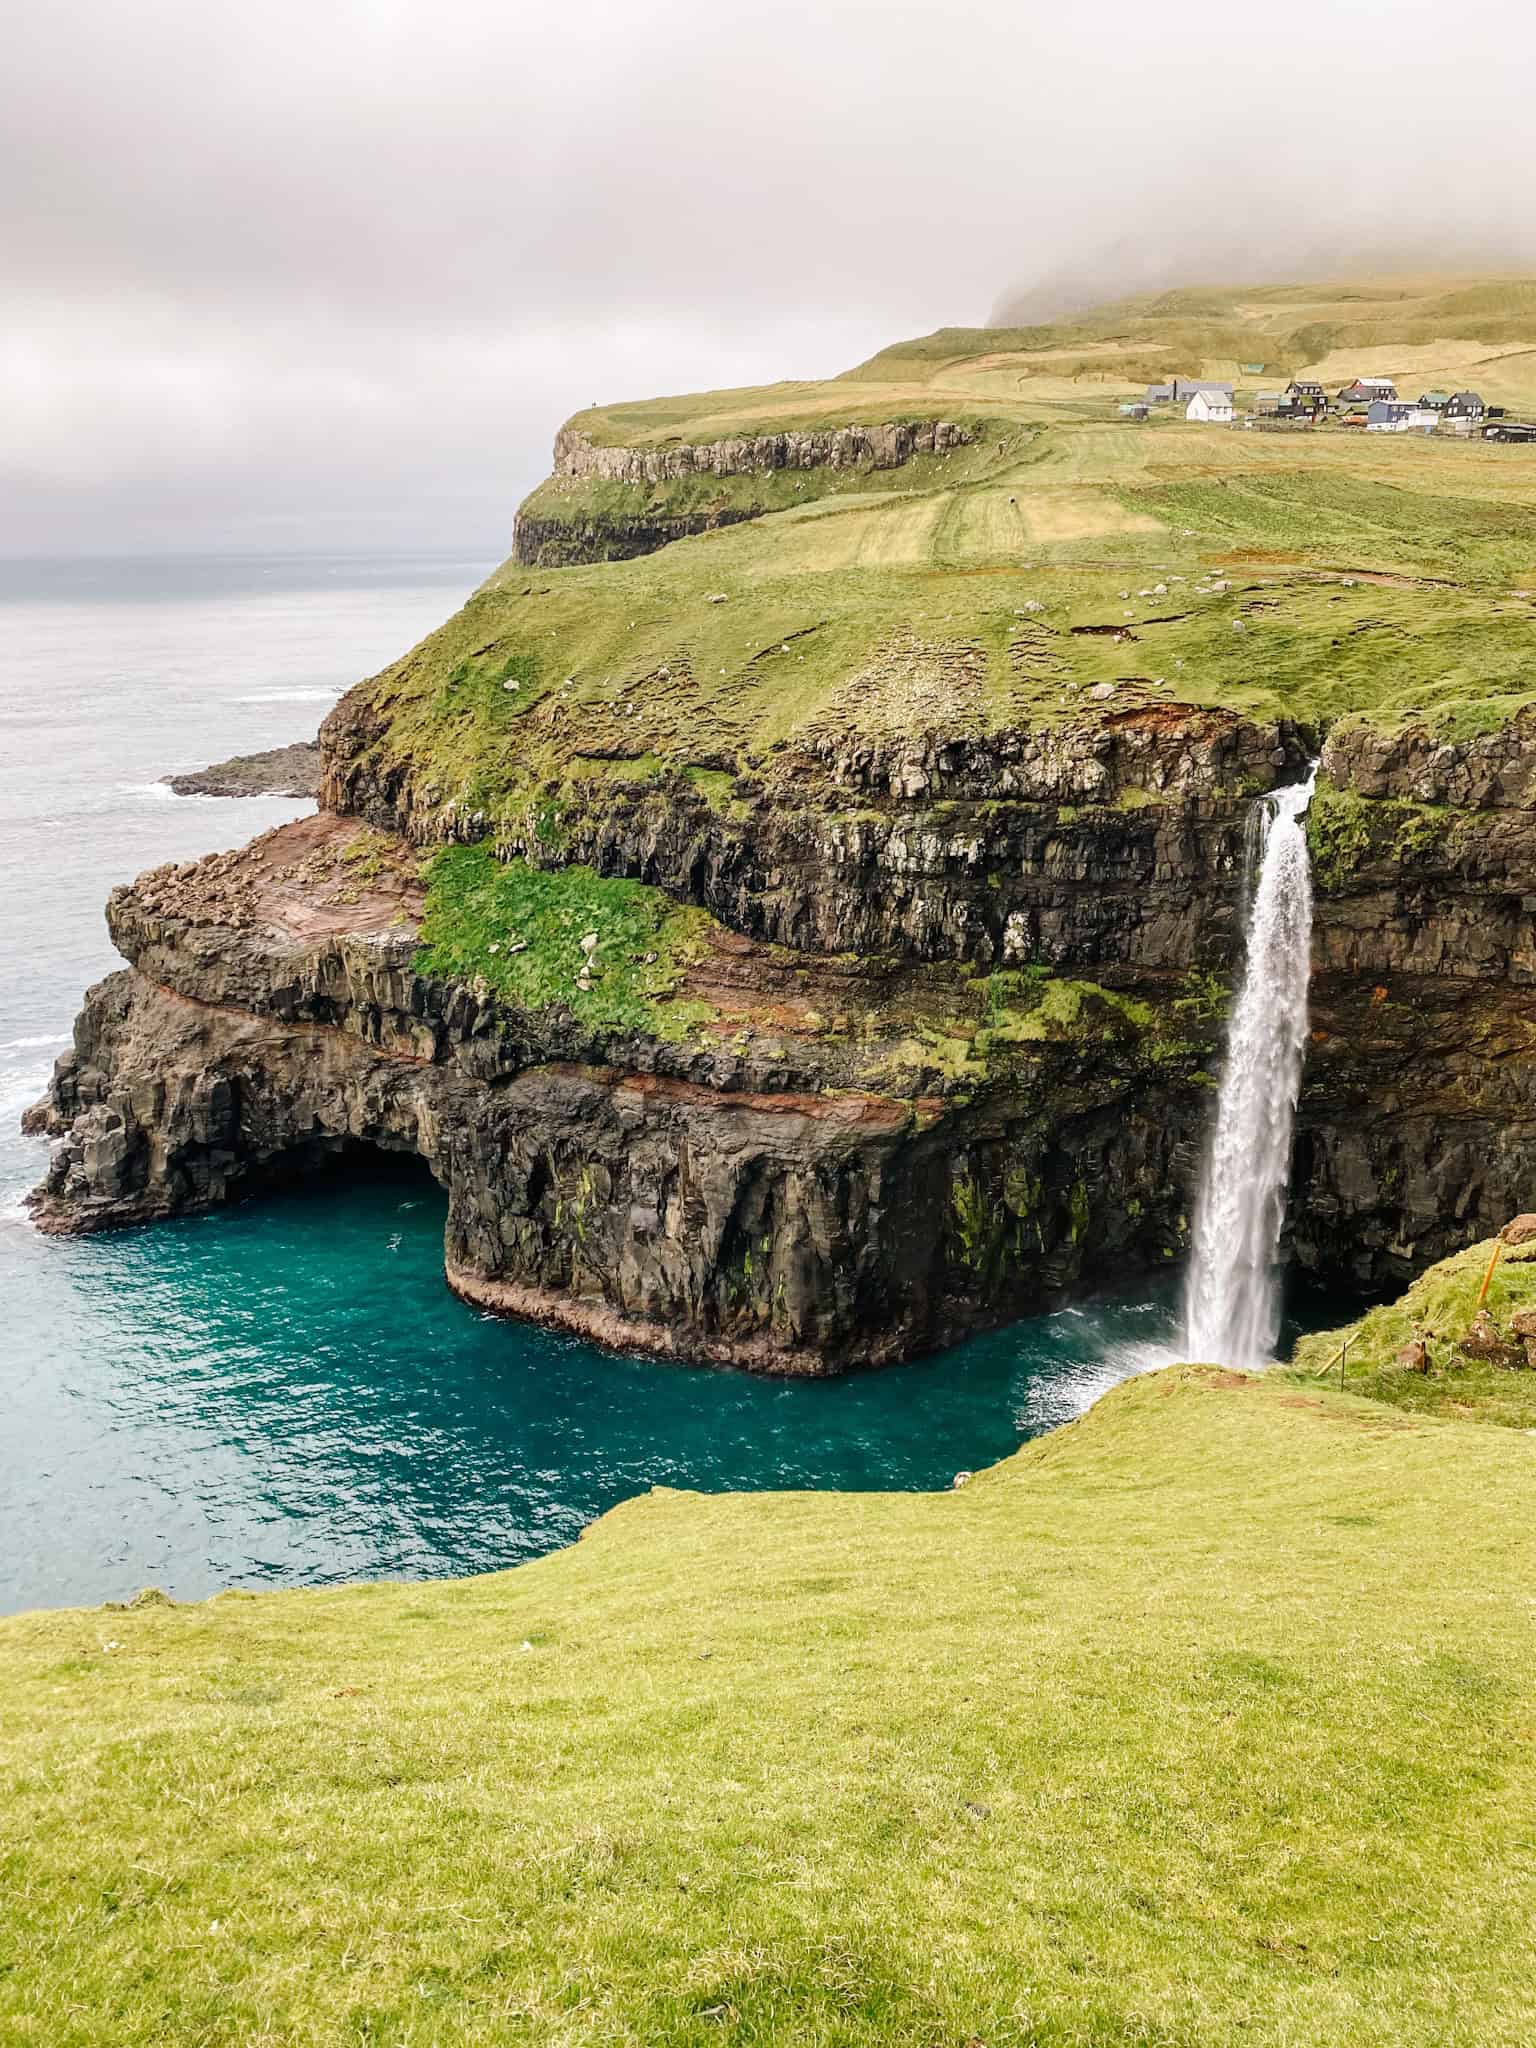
left=0, top=553, right=1179, bottom=1615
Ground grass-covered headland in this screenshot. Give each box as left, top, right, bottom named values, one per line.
left=334, top=273, right=1536, bottom=872
left=7, top=1357, right=1536, bottom=2045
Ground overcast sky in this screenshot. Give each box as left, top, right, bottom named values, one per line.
left=4, top=0, right=1533, bottom=556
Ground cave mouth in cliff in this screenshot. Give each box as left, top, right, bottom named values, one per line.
left=238, top=1136, right=445, bottom=1212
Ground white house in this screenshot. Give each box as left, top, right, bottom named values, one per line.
left=1186, top=388, right=1234, bottom=424
left=1365, top=400, right=1438, bottom=435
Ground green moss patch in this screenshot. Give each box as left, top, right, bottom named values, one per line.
left=416, top=845, right=714, bottom=1037
left=1306, top=780, right=1453, bottom=893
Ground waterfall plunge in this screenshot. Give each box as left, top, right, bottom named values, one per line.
left=1182, top=769, right=1318, bottom=1369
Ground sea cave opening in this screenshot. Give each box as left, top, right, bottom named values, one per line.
left=234, top=1133, right=447, bottom=1218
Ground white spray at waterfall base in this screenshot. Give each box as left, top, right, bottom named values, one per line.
left=1183, top=768, right=1318, bottom=1369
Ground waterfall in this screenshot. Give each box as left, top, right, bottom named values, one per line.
left=1182, top=768, right=1318, bottom=1368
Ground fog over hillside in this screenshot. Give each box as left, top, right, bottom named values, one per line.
left=4, top=0, right=1533, bottom=553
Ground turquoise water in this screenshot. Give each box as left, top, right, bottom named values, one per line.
left=0, top=554, right=1181, bottom=1616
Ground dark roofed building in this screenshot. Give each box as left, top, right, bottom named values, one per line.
left=1146, top=378, right=1234, bottom=406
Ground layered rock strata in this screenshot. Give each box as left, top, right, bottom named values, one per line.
left=31, top=700, right=1536, bottom=1361
left=550, top=420, right=973, bottom=486
left=25, top=815, right=1204, bottom=1372
left=325, top=700, right=1318, bottom=969
left=514, top=421, right=974, bottom=565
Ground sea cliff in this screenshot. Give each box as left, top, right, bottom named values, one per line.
left=29, top=286, right=1536, bottom=1364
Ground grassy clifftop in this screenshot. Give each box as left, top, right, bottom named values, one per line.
left=7, top=1363, right=1536, bottom=2044
left=338, top=275, right=1536, bottom=857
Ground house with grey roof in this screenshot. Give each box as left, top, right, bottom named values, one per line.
left=1145, top=378, right=1234, bottom=407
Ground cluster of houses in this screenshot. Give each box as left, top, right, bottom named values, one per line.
left=1121, top=376, right=1530, bottom=439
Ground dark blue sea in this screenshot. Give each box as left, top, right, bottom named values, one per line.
left=0, top=553, right=1180, bottom=1615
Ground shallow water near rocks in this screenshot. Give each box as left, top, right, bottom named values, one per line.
left=0, top=553, right=1219, bottom=1616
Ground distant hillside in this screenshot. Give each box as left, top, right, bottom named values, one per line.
left=845, top=275, right=1536, bottom=397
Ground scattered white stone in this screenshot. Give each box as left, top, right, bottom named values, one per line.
left=1232, top=619, right=1246, bottom=633
left=705, top=591, right=729, bottom=603
left=1088, top=682, right=1116, bottom=700
left=580, top=932, right=600, bottom=955
left=1153, top=582, right=1168, bottom=594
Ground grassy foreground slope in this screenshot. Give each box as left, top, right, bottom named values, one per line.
left=7, top=1367, right=1536, bottom=2045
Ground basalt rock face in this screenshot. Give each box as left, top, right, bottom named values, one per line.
left=325, top=701, right=1318, bottom=971
left=1293, top=974, right=1536, bottom=1291
left=512, top=422, right=976, bottom=566
left=513, top=507, right=757, bottom=570
left=25, top=816, right=1205, bottom=1372
left=1282, top=713, right=1536, bottom=1289
left=31, top=699, right=1536, bottom=1361
left=1314, top=714, right=1536, bottom=986
left=550, top=420, right=973, bottom=486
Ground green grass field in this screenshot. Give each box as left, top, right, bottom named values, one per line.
left=7, top=1364, right=1536, bottom=2045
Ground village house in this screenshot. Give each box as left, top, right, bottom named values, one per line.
left=1285, top=380, right=1326, bottom=411
left=1145, top=377, right=1235, bottom=408
left=1186, top=387, right=1234, bottom=424
left=1366, top=399, right=1438, bottom=435
left=1445, top=391, right=1486, bottom=421
left=1418, top=391, right=1452, bottom=412
left=1336, top=377, right=1398, bottom=408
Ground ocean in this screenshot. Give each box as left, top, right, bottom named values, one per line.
left=0, top=552, right=1179, bottom=1615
